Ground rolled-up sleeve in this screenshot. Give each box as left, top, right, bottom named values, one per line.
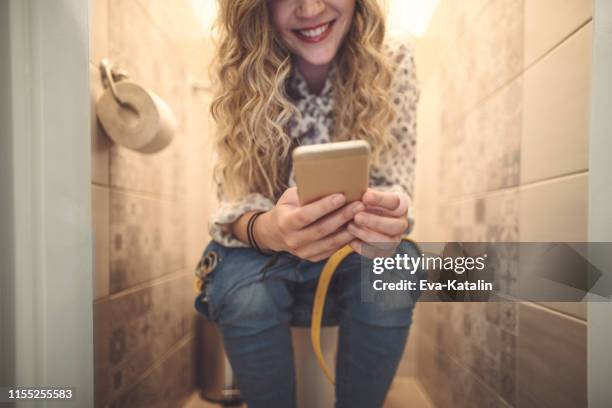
left=208, top=180, right=275, bottom=247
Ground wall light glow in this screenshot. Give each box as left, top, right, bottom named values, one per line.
left=191, top=0, right=438, bottom=38
left=190, top=0, right=218, bottom=33
left=385, top=0, right=439, bottom=37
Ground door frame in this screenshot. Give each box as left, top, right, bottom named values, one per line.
left=0, top=0, right=93, bottom=405
left=588, top=0, right=612, bottom=406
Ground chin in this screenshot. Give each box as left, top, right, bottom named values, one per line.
left=297, top=49, right=337, bottom=67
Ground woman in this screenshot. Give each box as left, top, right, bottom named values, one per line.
left=195, top=0, right=420, bottom=407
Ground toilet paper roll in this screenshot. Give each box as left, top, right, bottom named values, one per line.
left=96, top=81, right=177, bottom=154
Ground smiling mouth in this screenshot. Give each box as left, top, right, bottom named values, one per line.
left=292, top=20, right=336, bottom=44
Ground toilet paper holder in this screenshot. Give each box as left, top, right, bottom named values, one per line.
left=96, top=58, right=177, bottom=154
left=99, top=59, right=130, bottom=105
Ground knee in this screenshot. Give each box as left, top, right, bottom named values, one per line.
left=213, top=279, right=293, bottom=337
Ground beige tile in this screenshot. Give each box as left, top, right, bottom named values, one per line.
left=524, top=0, right=592, bottom=67
left=518, top=302, right=587, bottom=408
left=411, top=206, right=440, bottom=243
left=92, top=184, right=110, bottom=299
left=109, top=190, right=186, bottom=293
left=519, top=173, right=588, bottom=242
left=437, top=0, right=524, bottom=123
left=385, top=377, right=433, bottom=408
left=110, top=336, right=196, bottom=406
left=91, top=0, right=109, bottom=64
left=397, top=320, right=419, bottom=377
left=93, top=300, right=111, bottom=407
left=90, top=64, right=111, bottom=185
left=483, top=188, right=520, bottom=242
left=521, top=23, right=592, bottom=184
left=537, top=301, right=587, bottom=320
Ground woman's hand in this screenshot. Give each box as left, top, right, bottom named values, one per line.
left=256, top=187, right=364, bottom=262
left=347, top=189, right=410, bottom=256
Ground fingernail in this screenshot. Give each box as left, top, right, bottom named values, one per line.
left=332, top=194, right=346, bottom=206
left=353, top=203, right=365, bottom=214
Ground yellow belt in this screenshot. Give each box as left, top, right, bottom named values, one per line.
left=194, top=239, right=414, bottom=385
left=310, top=244, right=354, bottom=384
left=311, top=237, right=414, bottom=385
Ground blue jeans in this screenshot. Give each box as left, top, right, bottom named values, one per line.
left=194, top=240, right=422, bottom=408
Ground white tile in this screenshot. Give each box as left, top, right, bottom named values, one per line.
left=524, top=0, right=592, bottom=67
left=521, top=23, right=592, bottom=184
left=92, top=184, right=110, bottom=299
left=519, top=173, right=588, bottom=242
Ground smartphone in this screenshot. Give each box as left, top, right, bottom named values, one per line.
left=292, top=140, right=370, bottom=205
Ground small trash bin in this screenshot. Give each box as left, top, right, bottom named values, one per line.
left=196, top=315, right=242, bottom=406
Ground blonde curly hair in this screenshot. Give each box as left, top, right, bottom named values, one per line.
left=211, top=0, right=395, bottom=200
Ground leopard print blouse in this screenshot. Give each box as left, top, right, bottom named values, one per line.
left=209, top=38, right=420, bottom=247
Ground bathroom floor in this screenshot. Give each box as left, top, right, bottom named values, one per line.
left=182, top=376, right=433, bottom=408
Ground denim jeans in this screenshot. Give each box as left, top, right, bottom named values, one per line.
left=194, top=240, right=422, bottom=408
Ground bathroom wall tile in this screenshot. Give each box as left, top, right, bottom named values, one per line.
left=417, top=341, right=453, bottom=408
left=90, top=64, right=111, bottom=185
left=91, top=0, right=109, bottom=65
left=397, top=312, right=419, bottom=377
left=411, top=206, right=440, bottom=242
left=93, top=184, right=110, bottom=299
left=385, top=377, right=433, bottom=408
left=438, top=0, right=523, bottom=124
left=435, top=188, right=519, bottom=244
left=107, top=0, right=189, bottom=197
left=524, top=0, right=592, bottom=68
left=426, top=0, right=491, bottom=47
left=109, top=144, right=187, bottom=198
left=94, top=300, right=112, bottom=408
left=98, top=274, right=196, bottom=400
left=134, top=0, right=208, bottom=63
left=519, top=173, right=588, bottom=242
left=110, top=336, right=195, bottom=408
left=442, top=303, right=517, bottom=405
left=483, top=189, right=520, bottom=243
left=438, top=200, right=482, bottom=242
left=109, top=190, right=186, bottom=293
left=95, top=1, right=208, bottom=406
left=537, top=301, right=587, bottom=321
left=471, top=0, right=524, bottom=106
left=418, top=340, right=512, bottom=408
left=108, top=0, right=187, bottom=127
left=438, top=77, right=522, bottom=203
left=521, top=23, right=592, bottom=184
left=517, top=303, right=587, bottom=408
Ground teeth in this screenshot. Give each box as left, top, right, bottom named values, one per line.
left=299, top=23, right=330, bottom=38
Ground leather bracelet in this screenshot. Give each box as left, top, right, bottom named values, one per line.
left=247, top=211, right=273, bottom=255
